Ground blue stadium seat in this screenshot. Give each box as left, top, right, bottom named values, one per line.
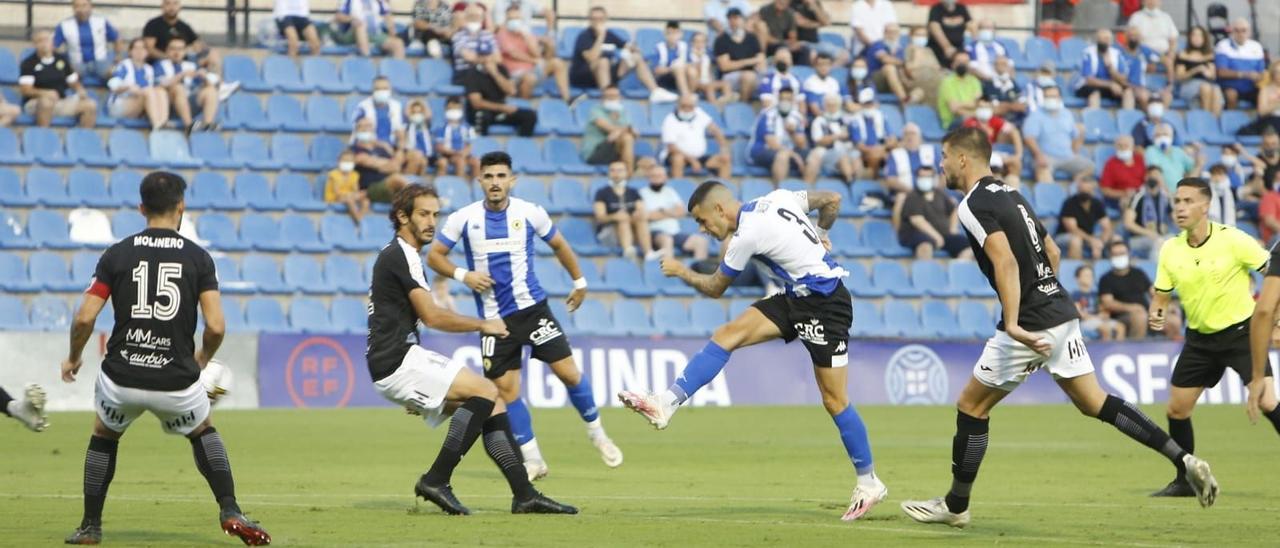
left=698, top=101, right=726, bottom=129
left=557, top=26, right=584, bottom=60
left=149, top=130, right=202, bottom=169
left=302, top=57, right=351, bottom=93
left=1032, top=182, right=1067, bottom=217
left=826, top=221, right=861, bottom=257
left=66, top=128, right=113, bottom=167
left=651, top=300, right=691, bottom=336
left=689, top=301, right=726, bottom=337
left=1081, top=109, right=1116, bottom=143
left=726, top=298, right=753, bottom=320
left=108, top=129, right=162, bottom=168
left=843, top=261, right=880, bottom=299
left=268, top=94, right=313, bottom=132
left=29, top=295, right=70, bottom=331
left=573, top=299, right=617, bottom=336
left=635, top=28, right=664, bottom=56
left=625, top=101, right=658, bottom=138
left=27, top=209, right=75, bottom=249
left=340, top=57, right=378, bottom=93
left=642, top=259, right=695, bottom=296
left=231, top=133, right=284, bottom=170
left=245, top=297, right=289, bottom=331
left=0, top=48, right=17, bottom=85
left=262, top=55, right=310, bottom=92
left=550, top=178, right=591, bottom=214
left=556, top=217, right=603, bottom=255
left=1021, top=36, right=1056, bottom=69
left=71, top=251, right=97, bottom=285
left=26, top=168, right=77, bottom=207
left=605, top=258, right=654, bottom=297
left=215, top=256, right=254, bottom=295
left=0, top=252, right=37, bottom=291
left=861, top=220, right=908, bottom=257
left=882, top=301, right=920, bottom=338
left=512, top=177, right=551, bottom=204
left=221, top=297, right=247, bottom=332
left=911, top=260, right=961, bottom=297
left=537, top=99, right=578, bottom=136
left=189, top=132, right=238, bottom=169
left=871, top=261, right=921, bottom=297
left=0, top=127, right=26, bottom=164
left=851, top=300, right=884, bottom=338
left=611, top=300, right=655, bottom=336
left=331, top=297, right=367, bottom=333
left=957, top=300, right=992, bottom=338
left=472, top=136, right=502, bottom=158
left=1184, top=109, right=1224, bottom=144
left=0, top=210, right=35, bottom=250
left=508, top=137, right=555, bottom=174
left=189, top=172, right=243, bottom=210
left=234, top=172, right=285, bottom=211
left=108, top=170, right=142, bottom=207
left=547, top=138, right=596, bottom=175
left=723, top=102, right=756, bottom=138
left=325, top=254, right=367, bottom=294
left=921, top=301, right=963, bottom=339
left=739, top=178, right=773, bottom=200
left=320, top=214, right=364, bottom=251
left=0, top=294, right=28, bottom=329
left=284, top=254, right=337, bottom=294
left=435, top=175, right=471, bottom=211
left=358, top=215, right=393, bottom=251
left=225, top=95, right=278, bottom=132
left=577, top=258, right=606, bottom=290
left=24, top=127, right=74, bottom=166
left=67, top=169, right=113, bottom=208
left=1057, top=37, right=1087, bottom=68
left=380, top=58, right=430, bottom=94
left=417, top=58, right=461, bottom=95
left=110, top=210, right=145, bottom=239
left=950, top=261, right=995, bottom=297
left=272, top=133, right=323, bottom=171
left=224, top=54, right=268, bottom=92
left=241, top=254, right=290, bottom=294
left=239, top=214, right=291, bottom=252
left=281, top=214, right=328, bottom=253
left=196, top=212, right=248, bottom=251
left=305, top=95, right=351, bottom=132
left=905, top=105, right=945, bottom=140
left=310, top=134, right=347, bottom=167
left=30, top=251, right=78, bottom=292
left=532, top=258, right=568, bottom=296
left=0, top=168, right=33, bottom=207
left=1219, top=110, right=1259, bottom=146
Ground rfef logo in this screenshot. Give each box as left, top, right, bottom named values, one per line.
left=283, top=337, right=356, bottom=408
left=884, top=344, right=949, bottom=405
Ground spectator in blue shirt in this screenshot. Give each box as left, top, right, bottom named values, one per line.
left=1023, top=85, right=1095, bottom=183
left=451, top=4, right=500, bottom=84
left=1120, top=24, right=1172, bottom=111
left=402, top=98, right=434, bottom=176
left=1129, top=98, right=1175, bottom=148
left=570, top=6, right=678, bottom=103
left=1215, top=18, right=1268, bottom=110
left=53, top=0, right=123, bottom=83
left=1074, top=28, right=1133, bottom=109
left=154, top=37, right=220, bottom=132
left=748, top=87, right=808, bottom=183
left=983, top=56, right=1028, bottom=125
left=801, top=53, right=844, bottom=117
left=704, top=0, right=755, bottom=36
left=108, top=38, right=168, bottom=130
left=883, top=122, right=940, bottom=193
left=864, top=22, right=911, bottom=104
left=651, top=21, right=691, bottom=97
left=965, top=19, right=1006, bottom=81
left=434, top=95, right=480, bottom=179
left=847, top=87, right=893, bottom=177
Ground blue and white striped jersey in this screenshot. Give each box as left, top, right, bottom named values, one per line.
left=720, top=190, right=847, bottom=297
left=437, top=198, right=559, bottom=318
left=107, top=59, right=155, bottom=103
left=53, top=15, right=118, bottom=66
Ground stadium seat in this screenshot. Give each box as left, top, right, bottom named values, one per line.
left=224, top=54, right=267, bottom=92
left=827, top=221, right=861, bottom=257
left=325, top=254, right=367, bottom=294
left=512, top=177, right=551, bottom=204
left=577, top=258, right=606, bottom=290
left=1057, top=37, right=1086, bottom=68
left=921, top=301, right=963, bottom=339
left=1081, top=109, right=1116, bottom=143
left=882, top=301, right=920, bottom=338
left=957, top=300, right=993, bottom=338
left=225, top=95, right=278, bottom=132
left=281, top=214, right=328, bottom=253
left=283, top=254, right=337, bottom=294
left=273, top=133, right=324, bottom=171
left=508, top=137, right=555, bottom=174
left=108, top=170, right=143, bottom=207
left=240, top=214, right=291, bottom=252
left=310, top=134, right=347, bottom=166
left=0, top=252, right=37, bottom=291
left=844, top=261, right=881, bottom=298
left=546, top=138, right=596, bottom=175
left=221, top=297, right=247, bottom=332
left=651, top=300, right=691, bottom=336
left=556, top=217, right=604, bottom=255
left=67, top=169, right=113, bottom=208
left=188, top=132, right=238, bottom=169
left=241, top=254, right=290, bottom=294
left=0, top=211, right=36, bottom=251
left=66, top=128, right=113, bottom=167
left=573, top=299, right=618, bottom=336
left=950, top=261, right=995, bottom=298
left=262, top=55, right=309, bottom=93
left=689, top=301, right=726, bottom=337
left=301, top=57, right=351, bottom=93
left=148, top=130, right=202, bottom=169
left=380, top=58, right=430, bottom=94
left=1184, top=109, right=1224, bottom=144
left=267, top=94, right=313, bottom=132
left=108, top=128, right=162, bottom=168
left=0, top=127, right=26, bottom=164
left=0, top=168, right=33, bottom=207
left=861, top=220, right=909, bottom=257
left=29, top=251, right=78, bottom=292
left=698, top=101, right=726, bottom=129
left=1020, top=36, right=1056, bottom=69
left=905, top=105, right=946, bottom=141
left=435, top=175, right=471, bottom=211
left=70, top=251, right=97, bottom=284
left=1032, top=182, right=1067, bottom=218
left=319, top=214, right=364, bottom=251
left=305, top=95, right=351, bottom=132
left=1219, top=110, right=1260, bottom=146
left=0, top=294, right=28, bottom=329
left=327, top=297, right=365, bottom=334
left=0, top=48, right=16, bottom=85
left=612, top=300, right=655, bottom=336
left=537, top=99, right=578, bottom=136
left=417, top=58, right=461, bottom=95
left=550, top=178, right=592, bottom=214
left=231, top=133, right=284, bottom=170
left=911, top=260, right=962, bottom=298
left=24, top=127, right=74, bottom=166
left=189, top=172, right=243, bottom=210
left=472, top=136, right=502, bottom=158
left=245, top=297, right=290, bottom=331
left=624, top=101, right=658, bottom=138
left=871, top=261, right=922, bottom=297
left=851, top=300, right=884, bottom=338
left=29, top=295, right=70, bottom=331
left=533, top=258, right=569, bottom=296
left=110, top=210, right=145, bottom=239
left=641, top=259, right=695, bottom=296
left=358, top=215, right=394, bottom=251
left=557, top=26, right=584, bottom=60
left=340, top=57, right=378, bottom=93
left=604, top=258, right=654, bottom=297
left=196, top=212, right=248, bottom=251
left=27, top=167, right=79, bottom=207
left=234, top=172, right=286, bottom=211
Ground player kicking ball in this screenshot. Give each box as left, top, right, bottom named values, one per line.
left=899, top=128, right=1217, bottom=529
left=428, top=151, right=621, bottom=482
left=617, top=183, right=888, bottom=521
left=368, top=184, right=576, bottom=516
left=60, top=172, right=269, bottom=545
left=1, top=384, right=48, bottom=432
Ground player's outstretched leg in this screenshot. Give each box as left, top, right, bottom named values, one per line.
left=481, top=411, right=578, bottom=514
left=1, top=384, right=49, bottom=432
left=813, top=365, right=886, bottom=521
left=549, top=357, right=622, bottom=469
left=415, top=395, right=496, bottom=515
left=1257, top=376, right=1280, bottom=437
left=66, top=426, right=118, bottom=545
left=189, top=424, right=271, bottom=545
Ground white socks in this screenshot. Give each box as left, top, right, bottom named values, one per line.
left=857, top=471, right=880, bottom=488
left=520, top=438, right=544, bottom=463
left=585, top=418, right=606, bottom=440
left=658, top=390, right=680, bottom=416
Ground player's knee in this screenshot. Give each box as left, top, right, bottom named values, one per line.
left=819, top=391, right=848, bottom=415
left=1166, top=402, right=1193, bottom=419
left=476, top=380, right=500, bottom=402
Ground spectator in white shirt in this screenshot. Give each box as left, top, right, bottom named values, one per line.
left=641, top=165, right=710, bottom=260
left=965, top=19, right=1006, bottom=80
left=801, top=53, right=843, bottom=118
left=807, top=93, right=862, bottom=184
left=686, top=31, right=734, bottom=106
left=850, top=0, right=898, bottom=57
left=1126, top=0, right=1178, bottom=57
left=333, top=0, right=406, bottom=58
left=274, top=0, right=321, bottom=58
left=660, top=93, right=732, bottom=179
left=54, top=0, right=123, bottom=82
left=704, top=0, right=755, bottom=36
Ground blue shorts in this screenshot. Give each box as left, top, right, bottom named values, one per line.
left=750, top=147, right=777, bottom=166
left=277, top=16, right=313, bottom=35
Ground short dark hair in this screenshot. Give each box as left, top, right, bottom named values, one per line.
left=941, top=126, right=992, bottom=165
left=590, top=6, right=607, bottom=15
left=1074, top=264, right=1093, bottom=277
left=390, top=184, right=440, bottom=230
left=777, top=86, right=794, bottom=97
left=1110, top=239, right=1129, bottom=252
left=445, top=95, right=463, bottom=106
left=1145, top=166, right=1162, bottom=175
left=726, top=7, right=743, bottom=18
left=815, top=52, right=833, bottom=63
left=1208, top=163, right=1227, bottom=175
left=139, top=171, right=187, bottom=216
left=687, top=180, right=726, bottom=212
left=1176, top=177, right=1212, bottom=199
left=480, top=151, right=513, bottom=171
left=666, top=20, right=680, bottom=31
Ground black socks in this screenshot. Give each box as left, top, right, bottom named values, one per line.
left=945, top=411, right=989, bottom=514
left=190, top=427, right=239, bottom=513
left=0, top=386, right=11, bottom=416
left=81, top=435, right=119, bottom=527
left=482, top=413, right=537, bottom=501
left=423, top=397, right=495, bottom=486
left=1094, top=396, right=1187, bottom=475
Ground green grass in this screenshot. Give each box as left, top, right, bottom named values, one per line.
left=3, top=404, right=1276, bottom=546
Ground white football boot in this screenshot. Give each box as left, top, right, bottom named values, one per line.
left=9, top=383, right=49, bottom=432
left=1182, top=454, right=1219, bottom=508
left=900, top=497, right=971, bottom=528
left=842, top=476, right=888, bottom=521
left=616, top=391, right=671, bottom=430
left=591, top=434, right=624, bottom=468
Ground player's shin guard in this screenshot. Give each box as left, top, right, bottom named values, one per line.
left=81, top=435, right=118, bottom=527
left=946, top=411, right=989, bottom=514
left=566, top=378, right=600, bottom=422
left=423, top=397, right=495, bottom=486
left=190, top=427, right=239, bottom=513
left=670, top=342, right=731, bottom=405
left=832, top=405, right=874, bottom=476
left=1099, top=396, right=1187, bottom=473
left=482, top=413, right=538, bottom=500
left=505, top=396, right=536, bottom=446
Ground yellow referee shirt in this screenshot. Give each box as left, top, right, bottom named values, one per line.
left=1154, top=222, right=1270, bottom=334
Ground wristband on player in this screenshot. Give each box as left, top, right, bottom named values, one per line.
left=572, top=277, right=588, bottom=290
left=453, top=267, right=468, bottom=282
left=816, top=226, right=829, bottom=240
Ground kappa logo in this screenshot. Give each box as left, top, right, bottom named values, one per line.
left=529, top=318, right=563, bottom=346
left=834, top=341, right=847, bottom=354
left=884, top=344, right=949, bottom=405
left=793, top=318, right=827, bottom=345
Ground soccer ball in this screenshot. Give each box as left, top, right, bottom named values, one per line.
left=199, top=359, right=232, bottom=405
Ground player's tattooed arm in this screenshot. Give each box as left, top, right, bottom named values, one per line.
left=806, top=190, right=842, bottom=231
left=62, top=293, right=107, bottom=382
left=661, top=258, right=733, bottom=298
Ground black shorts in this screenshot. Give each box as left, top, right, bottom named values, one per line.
left=585, top=141, right=620, bottom=165
left=480, top=300, right=574, bottom=379
left=1172, top=319, right=1273, bottom=388
left=1075, top=84, right=1121, bottom=101
left=751, top=283, right=852, bottom=367
left=656, top=72, right=679, bottom=91
left=898, top=231, right=970, bottom=258
left=276, top=16, right=312, bottom=36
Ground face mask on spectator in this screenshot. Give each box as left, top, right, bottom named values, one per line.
left=373, top=89, right=392, bottom=103
left=1116, top=148, right=1133, bottom=162
left=1111, top=254, right=1130, bottom=270
left=775, top=61, right=789, bottom=74
left=851, top=67, right=868, bottom=80
left=978, top=29, right=994, bottom=42
left=1036, top=75, right=1056, bottom=87
left=1042, top=98, right=1063, bottom=111
left=1155, top=136, right=1173, bottom=149
left=465, top=21, right=482, bottom=32
left=825, top=110, right=841, bottom=121
left=355, top=131, right=375, bottom=143
left=676, top=109, right=696, bottom=121
left=912, top=36, right=928, bottom=48
left=1097, top=42, right=1109, bottom=54
left=603, top=100, right=623, bottom=112
left=1146, top=177, right=1160, bottom=189
left=445, top=109, right=463, bottom=122
left=1147, top=102, right=1165, bottom=118
left=777, top=100, right=794, bottom=115
left=339, top=161, right=355, bottom=172
left=1221, top=154, right=1237, bottom=167
left=409, top=113, right=426, bottom=124
left=916, top=176, right=935, bottom=192
left=611, top=176, right=627, bottom=187
left=975, top=107, right=993, bottom=121
left=954, top=64, right=969, bottom=76
left=731, top=28, right=745, bottom=40
left=649, top=180, right=664, bottom=191
left=506, top=20, right=523, bottom=32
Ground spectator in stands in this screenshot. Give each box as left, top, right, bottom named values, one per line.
left=1119, top=24, right=1170, bottom=110
left=1218, top=143, right=1261, bottom=213
left=687, top=31, right=733, bottom=106
left=903, top=25, right=944, bottom=107
left=493, top=0, right=556, bottom=52
left=883, top=122, right=939, bottom=193
left=144, top=0, right=230, bottom=78
left=1074, top=264, right=1125, bottom=341
left=402, top=99, right=434, bottom=175
left=849, top=0, right=897, bottom=57
left=435, top=95, right=479, bottom=178
left=965, top=20, right=1005, bottom=81
left=332, top=0, right=405, bottom=58
left=791, top=0, right=846, bottom=66
left=926, top=0, right=971, bottom=66
left=495, top=6, right=569, bottom=100
left=844, top=57, right=873, bottom=103
left=1129, top=98, right=1172, bottom=148
left=641, top=165, right=710, bottom=260
left=802, top=53, right=843, bottom=117
left=325, top=150, right=370, bottom=223
left=464, top=57, right=538, bottom=137
left=350, top=117, right=408, bottom=203
left=19, top=31, right=96, bottom=128
left=1257, top=129, right=1280, bottom=193
left=893, top=166, right=970, bottom=259
left=1100, top=135, right=1146, bottom=206
left=1075, top=28, right=1133, bottom=109
left=864, top=22, right=913, bottom=105
left=109, top=38, right=169, bottom=130
left=54, top=0, right=123, bottom=82
left=758, top=58, right=801, bottom=107
left=450, top=4, right=500, bottom=84
left=1127, top=0, right=1177, bottom=70
left=983, top=55, right=1027, bottom=125
left=571, top=6, right=678, bottom=103
left=1206, top=164, right=1238, bottom=226
left=807, top=93, right=862, bottom=184
left=748, top=87, right=808, bottom=183
left=1023, top=85, right=1094, bottom=183
left=705, top=0, right=754, bottom=35
left=1259, top=183, right=1280, bottom=244
left=1216, top=18, right=1267, bottom=110
left=651, top=21, right=692, bottom=97
left=1144, top=123, right=1201, bottom=191
left=155, top=37, right=220, bottom=132
left=1100, top=239, right=1177, bottom=340
left=755, top=0, right=809, bottom=66
left=1056, top=175, right=1113, bottom=259
left=937, top=51, right=981, bottom=128
left=274, top=0, right=321, bottom=58
left=1024, top=61, right=1057, bottom=113
left=713, top=8, right=766, bottom=103
left=1239, top=61, right=1280, bottom=136
left=847, top=88, right=892, bottom=178
left=0, top=96, right=18, bottom=127
left=1123, top=167, right=1173, bottom=257
left=1174, top=26, right=1224, bottom=116
left=409, top=0, right=454, bottom=59
left=353, top=76, right=406, bottom=147
left=660, top=94, right=731, bottom=179
left=594, top=161, right=659, bottom=260
left=960, top=96, right=1023, bottom=186
left=581, top=86, right=638, bottom=172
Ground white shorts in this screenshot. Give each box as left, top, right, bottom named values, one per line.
left=94, top=373, right=210, bottom=436
left=374, top=345, right=465, bottom=428
left=973, top=319, right=1095, bottom=391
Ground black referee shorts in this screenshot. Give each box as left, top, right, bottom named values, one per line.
left=480, top=300, right=574, bottom=380
left=1172, top=319, right=1273, bottom=388
left=751, top=283, right=852, bottom=368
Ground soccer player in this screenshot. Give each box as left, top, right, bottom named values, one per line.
left=615, top=183, right=889, bottom=521
left=59, top=172, right=270, bottom=545
left=427, top=151, right=622, bottom=481
left=899, top=128, right=1217, bottom=528
left=1247, top=240, right=1280, bottom=433
left=370, top=184, right=576, bottom=516
left=0, top=384, right=48, bottom=431
left=1149, top=177, right=1277, bottom=497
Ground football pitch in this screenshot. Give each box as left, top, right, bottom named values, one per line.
left=3, top=404, right=1276, bottom=546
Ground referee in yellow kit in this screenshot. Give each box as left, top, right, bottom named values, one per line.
left=1148, top=177, right=1274, bottom=498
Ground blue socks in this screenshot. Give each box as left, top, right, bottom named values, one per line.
left=671, top=342, right=731, bottom=404
left=505, top=396, right=535, bottom=446
left=832, top=405, right=875, bottom=475
left=566, top=378, right=600, bottom=422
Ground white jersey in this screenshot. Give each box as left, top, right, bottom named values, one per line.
left=437, top=198, right=558, bottom=319
left=719, top=190, right=847, bottom=297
